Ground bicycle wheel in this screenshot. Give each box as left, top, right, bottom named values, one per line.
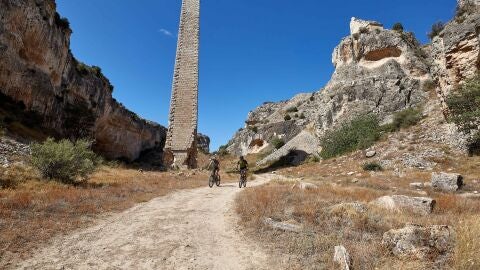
left=215, top=175, right=221, bottom=187
left=208, top=176, right=214, bottom=188
left=239, top=178, right=243, bottom=188
left=243, top=179, right=247, bottom=188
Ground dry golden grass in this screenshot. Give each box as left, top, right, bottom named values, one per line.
left=236, top=153, right=480, bottom=269
left=0, top=164, right=215, bottom=263
left=455, top=215, right=480, bottom=270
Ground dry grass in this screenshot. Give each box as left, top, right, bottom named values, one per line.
left=455, top=215, right=480, bottom=270
left=0, top=164, right=216, bottom=265
left=236, top=153, right=480, bottom=269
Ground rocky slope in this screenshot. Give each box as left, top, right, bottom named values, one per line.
left=227, top=1, right=479, bottom=164
left=0, top=0, right=209, bottom=161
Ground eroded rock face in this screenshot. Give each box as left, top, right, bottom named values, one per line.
left=227, top=18, right=429, bottom=157
left=430, top=3, right=480, bottom=110
left=0, top=0, right=166, bottom=161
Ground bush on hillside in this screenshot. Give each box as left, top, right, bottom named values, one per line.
left=428, top=21, right=445, bottom=40
left=286, top=107, right=298, bottom=113
left=284, top=114, right=292, bottom=121
left=270, top=137, right=285, bottom=150
left=446, top=75, right=480, bottom=154
left=392, top=22, right=404, bottom=32
left=31, top=138, right=101, bottom=183
left=217, top=145, right=229, bottom=156
left=382, top=107, right=424, bottom=132
left=320, top=115, right=380, bottom=159
left=362, top=162, right=383, bottom=172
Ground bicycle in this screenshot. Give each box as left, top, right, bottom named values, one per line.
left=238, top=169, right=247, bottom=188
left=208, top=170, right=221, bottom=188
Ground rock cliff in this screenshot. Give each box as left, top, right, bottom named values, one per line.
left=0, top=0, right=192, bottom=162
left=227, top=17, right=430, bottom=160
left=227, top=0, right=480, bottom=164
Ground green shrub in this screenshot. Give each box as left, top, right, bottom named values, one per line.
left=270, top=137, right=285, bottom=149
left=362, top=162, right=383, bottom=172
left=446, top=75, right=480, bottom=155
left=217, top=145, right=229, bottom=156
left=392, top=22, right=404, bottom=32
left=428, top=21, right=445, bottom=40
left=299, top=113, right=306, bottom=119
left=309, top=95, right=315, bottom=101
left=320, top=115, right=380, bottom=159
left=456, top=1, right=477, bottom=20
left=390, top=107, right=424, bottom=131
left=31, top=138, right=101, bottom=183
left=248, top=126, right=258, bottom=133
left=286, top=107, right=298, bottom=113
left=284, top=114, right=292, bottom=121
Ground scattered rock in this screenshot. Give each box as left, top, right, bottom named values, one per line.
left=366, top=150, right=376, bottom=158
left=371, top=195, right=435, bottom=215
left=409, top=182, right=424, bottom=189
left=431, top=172, right=463, bottom=192
left=347, top=171, right=355, bottom=176
left=333, top=245, right=352, bottom=270
left=263, top=218, right=302, bottom=233
left=382, top=224, right=454, bottom=260
left=292, top=181, right=318, bottom=190
left=329, top=202, right=368, bottom=216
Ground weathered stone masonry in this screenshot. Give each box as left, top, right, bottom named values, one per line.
left=164, top=0, right=200, bottom=169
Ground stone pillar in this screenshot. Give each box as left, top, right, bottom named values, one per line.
left=164, top=0, right=200, bottom=169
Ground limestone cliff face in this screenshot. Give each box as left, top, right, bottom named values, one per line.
left=227, top=18, right=430, bottom=157
left=0, top=0, right=166, bottom=161
left=430, top=1, right=480, bottom=110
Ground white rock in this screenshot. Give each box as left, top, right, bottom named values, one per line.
left=431, top=172, right=464, bottom=192
left=409, top=182, right=424, bottom=189
left=371, top=195, right=436, bottom=215
left=333, top=245, right=352, bottom=270
left=366, top=150, right=377, bottom=158
left=263, top=218, right=302, bottom=233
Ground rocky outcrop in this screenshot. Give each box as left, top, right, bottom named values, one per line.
left=196, top=133, right=210, bottom=153
left=371, top=195, right=436, bottom=215
left=0, top=0, right=166, bottom=161
left=430, top=0, right=480, bottom=110
left=226, top=17, right=429, bottom=158
left=382, top=224, right=454, bottom=260
left=431, top=172, right=464, bottom=192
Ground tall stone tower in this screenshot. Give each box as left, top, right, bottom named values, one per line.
left=164, top=0, right=200, bottom=169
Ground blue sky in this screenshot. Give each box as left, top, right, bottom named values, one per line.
left=56, top=0, right=455, bottom=151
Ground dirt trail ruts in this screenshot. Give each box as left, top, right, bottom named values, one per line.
left=16, top=174, right=275, bottom=270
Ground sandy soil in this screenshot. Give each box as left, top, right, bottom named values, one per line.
left=15, top=174, right=274, bottom=270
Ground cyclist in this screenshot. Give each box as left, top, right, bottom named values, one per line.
left=237, top=156, right=249, bottom=177
left=208, top=156, right=220, bottom=178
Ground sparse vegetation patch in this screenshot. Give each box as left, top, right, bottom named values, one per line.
left=320, top=115, right=380, bottom=159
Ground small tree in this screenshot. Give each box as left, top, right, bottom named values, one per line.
left=270, top=137, right=285, bottom=149
left=446, top=75, right=480, bottom=154
left=392, top=22, right=404, bottom=32
left=31, top=138, right=101, bottom=183
left=284, top=114, right=292, bottom=121
left=428, top=21, right=445, bottom=40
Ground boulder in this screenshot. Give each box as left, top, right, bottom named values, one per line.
left=365, top=150, right=376, bottom=158
left=409, top=182, right=424, bottom=189
left=263, top=218, right=302, bottom=233
left=333, top=245, right=352, bottom=270
left=371, top=195, right=435, bottom=215
left=382, top=224, right=454, bottom=260
left=292, top=181, right=318, bottom=190
left=431, top=172, right=464, bottom=192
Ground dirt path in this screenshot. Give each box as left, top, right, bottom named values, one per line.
left=16, top=174, right=274, bottom=270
